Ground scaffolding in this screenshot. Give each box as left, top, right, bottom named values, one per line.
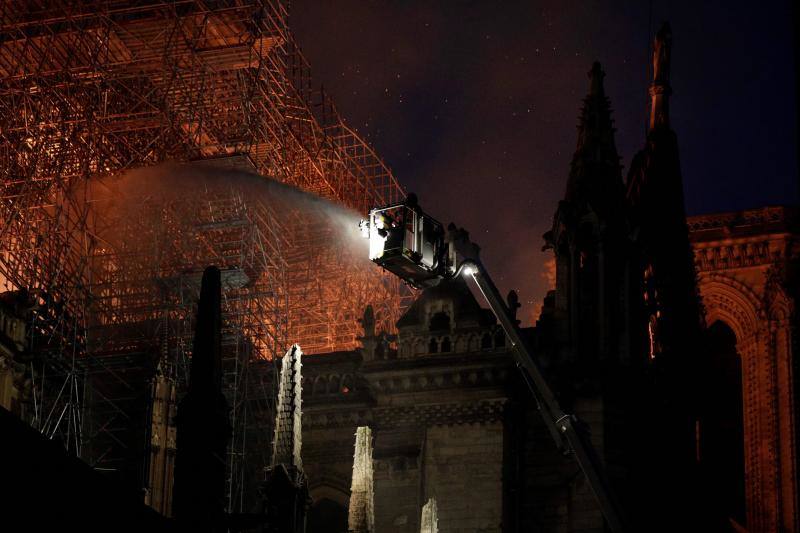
left=0, top=0, right=406, bottom=513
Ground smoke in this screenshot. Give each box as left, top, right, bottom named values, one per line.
left=525, top=256, right=556, bottom=326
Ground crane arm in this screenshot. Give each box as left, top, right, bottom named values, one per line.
left=458, top=258, right=627, bottom=533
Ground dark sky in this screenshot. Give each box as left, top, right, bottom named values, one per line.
left=292, top=1, right=798, bottom=324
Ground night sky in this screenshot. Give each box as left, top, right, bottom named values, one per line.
left=292, top=1, right=798, bottom=324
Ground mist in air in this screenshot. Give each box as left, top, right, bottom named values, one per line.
left=73, top=160, right=404, bottom=353
left=88, top=161, right=371, bottom=266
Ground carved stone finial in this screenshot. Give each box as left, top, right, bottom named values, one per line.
left=420, top=498, right=438, bottom=533
left=653, top=22, right=672, bottom=86
left=507, top=290, right=521, bottom=325
left=649, top=22, right=673, bottom=131
left=566, top=60, right=622, bottom=207
left=588, top=61, right=605, bottom=97
left=358, top=305, right=380, bottom=361
left=360, top=305, right=376, bottom=338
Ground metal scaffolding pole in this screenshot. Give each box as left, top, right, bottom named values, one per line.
left=0, top=0, right=407, bottom=514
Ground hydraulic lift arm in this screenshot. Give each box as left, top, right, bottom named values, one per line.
left=460, top=257, right=626, bottom=533
left=360, top=196, right=627, bottom=532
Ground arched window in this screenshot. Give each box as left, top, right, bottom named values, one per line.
left=341, top=374, right=354, bottom=394
left=307, top=498, right=348, bottom=533
left=415, top=339, right=426, bottom=356
left=440, top=337, right=451, bottom=353
left=698, top=321, right=745, bottom=525
left=328, top=374, right=340, bottom=394
left=494, top=330, right=505, bottom=348
left=375, top=340, right=386, bottom=360
left=429, top=311, right=451, bottom=332
left=455, top=335, right=468, bottom=352
left=428, top=338, right=438, bottom=354
left=468, top=335, right=479, bottom=351
left=313, top=376, right=327, bottom=396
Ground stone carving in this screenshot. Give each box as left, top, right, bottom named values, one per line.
left=263, top=343, right=309, bottom=532
left=652, top=23, right=672, bottom=86
left=419, top=498, right=438, bottom=533
left=347, top=426, right=375, bottom=533
left=272, top=344, right=304, bottom=469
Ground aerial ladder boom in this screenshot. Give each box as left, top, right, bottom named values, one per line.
left=360, top=194, right=627, bottom=533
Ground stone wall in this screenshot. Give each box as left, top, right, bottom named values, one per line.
left=422, top=423, right=504, bottom=533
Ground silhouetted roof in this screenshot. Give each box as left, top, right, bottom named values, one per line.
left=397, top=277, right=495, bottom=329
left=0, top=406, right=174, bottom=533
left=564, top=62, right=624, bottom=219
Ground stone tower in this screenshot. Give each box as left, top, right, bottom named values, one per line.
left=627, top=22, right=704, bottom=365
left=544, top=61, right=629, bottom=370
left=625, top=23, right=711, bottom=530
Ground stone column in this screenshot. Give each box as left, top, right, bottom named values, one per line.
left=348, top=426, right=375, bottom=533
left=419, top=498, right=438, bottom=533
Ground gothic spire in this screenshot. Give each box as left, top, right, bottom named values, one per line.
left=565, top=61, right=623, bottom=209
left=190, top=266, right=222, bottom=395
left=271, top=344, right=303, bottom=469
left=261, top=343, right=309, bottom=532
left=172, top=266, right=231, bottom=530
left=649, top=23, right=672, bottom=131
left=420, top=498, right=439, bottom=533
left=347, top=426, right=375, bottom=533
left=575, top=62, right=614, bottom=152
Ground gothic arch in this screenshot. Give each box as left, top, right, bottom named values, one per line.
left=341, top=374, right=355, bottom=393
left=697, top=270, right=798, bottom=531
left=765, top=270, right=793, bottom=322
left=768, top=293, right=791, bottom=321
left=468, top=334, right=479, bottom=352
left=414, top=338, right=426, bottom=356
left=698, top=272, right=761, bottom=529
left=577, top=207, right=601, bottom=241
left=327, top=374, right=341, bottom=394
left=313, top=376, right=328, bottom=396
left=440, top=336, right=452, bottom=353
left=308, top=482, right=350, bottom=533
left=454, top=334, right=469, bottom=353
left=698, top=272, right=762, bottom=343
